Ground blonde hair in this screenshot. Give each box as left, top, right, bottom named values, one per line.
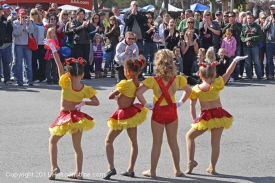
left=184, top=29, right=194, bottom=42
left=205, top=47, right=216, bottom=62
left=59, top=10, right=70, bottom=23
left=198, top=48, right=205, bottom=56
left=46, top=27, right=57, bottom=39
left=198, top=63, right=216, bottom=80
left=154, top=49, right=177, bottom=81
left=218, top=48, right=226, bottom=54
left=30, top=8, right=42, bottom=23
left=203, top=10, right=212, bottom=21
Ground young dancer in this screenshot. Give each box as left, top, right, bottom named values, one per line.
left=44, top=40, right=100, bottom=180
left=136, top=49, right=192, bottom=177
left=44, top=28, right=60, bottom=84
left=185, top=55, right=248, bottom=175
left=104, top=56, right=148, bottom=180
left=93, top=33, right=104, bottom=79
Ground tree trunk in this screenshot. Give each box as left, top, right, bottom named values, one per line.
left=164, top=0, right=169, bottom=11
left=209, top=0, right=217, bottom=14
left=94, top=0, right=98, bottom=13
left=154, top=0, right=162, bottom=19
left=222, top=0, right=229, bottom=12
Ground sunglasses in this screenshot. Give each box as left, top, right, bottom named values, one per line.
left=205, top=14, right=211, bottom=17
left=187, top=21, right=194, bottom=24
left=133, top=4, right=138, bottom=6
left=31, top=13, right=38, bottom=15
left=216, top=14, right=221, bottom=16
left=223, top=15, right=229, bottom=17
left=63, top=13, right=68, bottom=15
left=50, top=18, right=56, bottom=20
left=127, top=38, right=135, bottom=40
left=228, top=15, right=235, bottom=18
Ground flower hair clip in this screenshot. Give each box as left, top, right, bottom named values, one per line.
left=211, top=61, right=217, bottom=66
left=199, top=62, right=206, bottom=67
left=138, top=59, right=145, bottom=67
left=78, top=57, right=85, bottom=66
left=65, top=58, right=76, bottom=65
left=133, top=62, right=138, bottom=66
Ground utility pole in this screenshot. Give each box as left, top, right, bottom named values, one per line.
left=230, top=0, right=234, bottom=11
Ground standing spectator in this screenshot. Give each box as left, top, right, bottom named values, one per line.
left=104, top=16, right=120, bottom=77
left=13, top=9, right=34, bottom=86
left=154, top=8, right=167, bottom=29
left=182, top=17, right=199, bottom=41
left=199, top=10, right=221, bottom=53
left=43, top=8, right=56, bottom=26
left=222, top=12, right=242, bottom=80
left=181, top=30, right=199, bottom=76
left=194, top=11, right=202, bottom=22
left=70, top=10, right=77, bottom=21
left=239, top=12, right=247, bottom=24
left=158, top=14, right=170, bottom=42
left=241, top=14, right=263, bottom=80
left=178, top=9, right=200, bottom=31
left=114, top=31, right=138, bottom=83
left=214, top=11, right=225, bottom=31
left=221, top=28, right=237, bottom=81
left=71, top=8, right=93, bottom=79
left=58, top=10, right=70, bottom=28
left=44, top=28, right=59, bottom=84
left=50, top=3, right=59, bottom=15
left=92, top=34, right=104, bottom=79
left=99, top=12, right=108, bottom=29
left=233, top=9, right=240, bottom=23
left=164, top=19, right=180, bottom=51
left=35, top=3, right=44, bottom=20
left=223, top=11, right=230, bottom=25
left=143, top=13, right=157, bottom=75
left=263, top=5, right=275, bottom=80
left=30, top=8, right=47, bottom=83
left=0, top=4, right=13, bottom=85
left=258, top=12, right=269, bottom=79
left=45, top=14, right=65, bottom=49
left=112, top=6, right=125, bottom=25
left=123, top=1, right=147, bottom=54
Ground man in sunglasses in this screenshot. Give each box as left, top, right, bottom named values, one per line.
left=222, top=12, right=242, bottom=80
left=123, top=1, right=147, bottom=55
left=223, top=11, right=230, bottom=25
left=0, top=4, right=13, bottom=85
left=114, top=31, right=139, bottom=83
left=262, top=4, right=275, bottom=80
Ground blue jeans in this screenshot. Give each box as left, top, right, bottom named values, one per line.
left=231, top=46, right=242, bottom=79
left=243, top=45, right=262, bottom=79
left=14, top=45, right=33, bottom=84
left=105, top=45, right=116, bottom=70
left=266, top=43, right=275, bottom=76
left=144, top=42, right=157, bottom=74
left=0, top=45, right=12, bottom=83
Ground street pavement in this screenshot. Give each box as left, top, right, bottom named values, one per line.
left=1, top=77, right=275, bottom=183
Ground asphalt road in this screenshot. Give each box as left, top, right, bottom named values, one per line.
left=1, top=77, right=275, bottom=183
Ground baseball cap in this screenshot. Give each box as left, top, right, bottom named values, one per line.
left=15, top=6, right=20, bottom=10
left=2, top=4, right=11, bottom=9
left=18, top=9, right=28, bottom=14
left=269, top=5, right=275, bottom=9
left=215, top=11, right=222, bottom=15
left=35, top=4, right=43, bottom=9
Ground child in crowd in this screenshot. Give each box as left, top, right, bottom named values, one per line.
left=185, top=55, right=248, bottom=175
left=191, top=48, right=205, bottom=77
left=44, top=28, right=60, bottom=84
left=173, top=46, right=183, bottom=75
left=103, top=56, right=148, bottom=180
left=221, top=28, right=237, bottom=82
left=205, top=46, right=216, bottom=63
left=216, top=48, right=230, bottom=77
left=93, top=33, right=104, bottom=79
left=136, top=49, right=191, bottom=177
left=44, top=40, right=100, bottom=180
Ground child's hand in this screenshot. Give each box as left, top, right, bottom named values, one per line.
left=93, top=45, right=97, bottom=52
left=233, top=55, right=248, bottom=63
left=75, top=101, right=85, bottom=110
left=144, top=102, right=154, bottom=110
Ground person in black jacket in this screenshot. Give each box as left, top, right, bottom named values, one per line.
left=0, top=4, right=13, bottom=85
left=123, top=1, right=147, bottom=54
left=71, top=8, right=93, bottom=79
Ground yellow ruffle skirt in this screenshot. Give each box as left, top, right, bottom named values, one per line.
left=192, top=107, right=233, bottom=131
left=107, top=103, right=148, bottom=130
left=49, top=110, right=95, bottom=136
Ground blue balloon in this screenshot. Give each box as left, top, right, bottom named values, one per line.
left=59, top=46, right=71, bottom=57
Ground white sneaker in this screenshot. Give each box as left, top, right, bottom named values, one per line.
left=229, top=78, right=234, bottom=82
left=41, top=79, right=47, bottom=83
left=34, top=80, right=40, bottom=83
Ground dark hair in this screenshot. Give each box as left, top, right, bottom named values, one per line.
left=66, top=57, right=87, bottom=76
left=195, top=11, right=201, bottom=15
left=76, top=8, right=85, bottom=15
left=229, top=12, right=236, bottom=17
left=198, top=63, right=216, bottom=79
left=159, top=8, right=167, bottom=16
left=123, top=56, right=146, bottom=73
left=99, top=12, right=105, bottom=16
left=173, top=46, right=181, bottom=53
